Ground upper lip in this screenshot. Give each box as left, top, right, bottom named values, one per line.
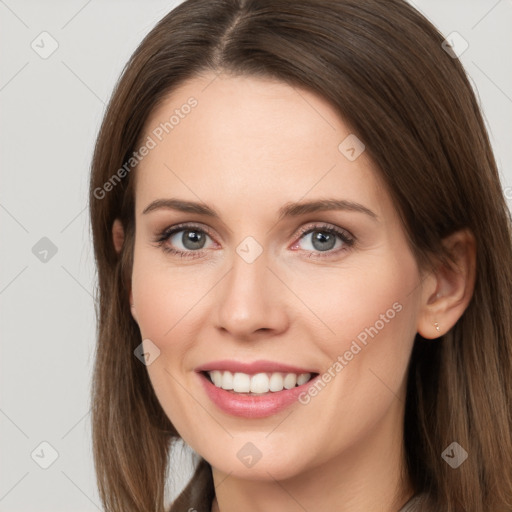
left=195, top=359, right=318, bottom=375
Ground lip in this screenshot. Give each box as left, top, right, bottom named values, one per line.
left=195, top=360, right=320, bottom=419
left=195, top=359, right=318, bottom=375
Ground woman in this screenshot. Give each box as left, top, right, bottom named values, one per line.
left=88, top=0, right=512, bottom=511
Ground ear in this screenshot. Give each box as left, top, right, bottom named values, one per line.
left=112, top=218, right=137, bottom=323
left=417, top=228, right=476, bottom=339
left=112, top=218, right=125, bottom=254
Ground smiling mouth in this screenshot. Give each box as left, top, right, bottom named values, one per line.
left=202, top=370, right=318, bottom=394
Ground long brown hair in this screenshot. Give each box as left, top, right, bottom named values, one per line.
left=89, top=0, right=512, bottom=510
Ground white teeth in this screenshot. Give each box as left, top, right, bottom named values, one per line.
left=211, top=370, right=223, bottom=387
left=207, top=370, right=312, bottom=393
left=269, top=372, right=284, bottom=392
left=221, top=371, right=234, bottom=390
left=233, top=372, right=251, bottom=393
left=297, top=373, right=310, bottom=386
left=283, top=373, right=297, bottom=389
left=250, top=373, right=269, bottom=393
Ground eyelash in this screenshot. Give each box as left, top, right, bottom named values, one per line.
left=152, top=222, right=355, bottom=260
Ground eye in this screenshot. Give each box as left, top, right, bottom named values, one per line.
left=152, top=222, right=355, bottom=259
left=291, top=223, right=355, bottom=258
left=152, top=223, right=216, bottom=258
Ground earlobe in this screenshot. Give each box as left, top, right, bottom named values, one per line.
left=112, top=218, right=125, bottom=254
left=417, top=228, right=476, bottom=339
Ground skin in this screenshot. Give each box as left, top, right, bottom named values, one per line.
left=112, top=72, right=476, bottom=512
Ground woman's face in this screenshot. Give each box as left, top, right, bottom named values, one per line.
left=128, top=72, right=427, bottom=481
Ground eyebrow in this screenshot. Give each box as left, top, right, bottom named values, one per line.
left=142, top=198, right=378, bottom=221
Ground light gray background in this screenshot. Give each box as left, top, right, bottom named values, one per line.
left=1, top=1, right=511, bottom=510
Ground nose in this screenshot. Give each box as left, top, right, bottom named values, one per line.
left=213, top=244, right=290, bottom=340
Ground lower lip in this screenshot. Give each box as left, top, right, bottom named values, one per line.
left=198, top=372, right=319, bottom=418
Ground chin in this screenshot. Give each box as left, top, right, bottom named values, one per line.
left=203, top=435, right=315, bottom=481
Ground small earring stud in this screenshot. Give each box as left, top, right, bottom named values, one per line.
left=434, top=322, right=440, bottom=332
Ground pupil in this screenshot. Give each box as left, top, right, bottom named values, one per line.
left=312, top=231, right=335, bottom=251
left=183, top=230, right=205, bottom=250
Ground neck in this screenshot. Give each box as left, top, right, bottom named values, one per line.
left=211, top=399, right=414, bottom=512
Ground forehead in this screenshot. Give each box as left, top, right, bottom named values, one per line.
left=134, top=72, right=389, bottom=221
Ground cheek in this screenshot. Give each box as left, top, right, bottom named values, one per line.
left=130, top=255, right=211, bottom=440
left=131, top=250, right=205, bottom=349
left=287, top=255, right=418, bottom=351
left=287, top=254, right=421, bottom=414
